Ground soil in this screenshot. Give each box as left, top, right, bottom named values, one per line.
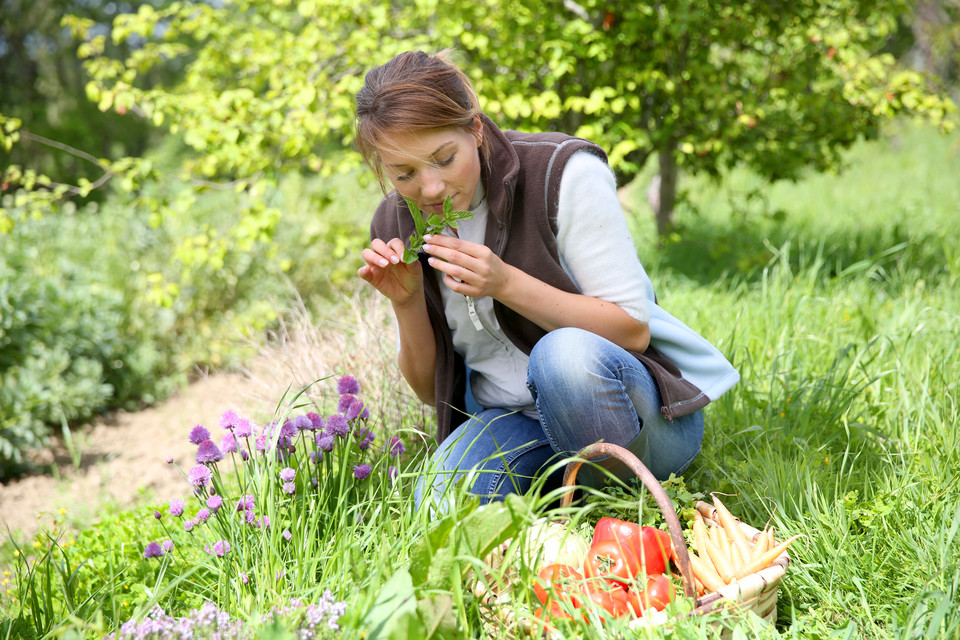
left=0, top=366, right=285, bottom=544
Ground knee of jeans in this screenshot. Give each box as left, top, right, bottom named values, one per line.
left=528, top=328, right=601, bottom=390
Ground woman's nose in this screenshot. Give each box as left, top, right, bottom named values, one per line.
left=419, top=168, right=445, bottom=200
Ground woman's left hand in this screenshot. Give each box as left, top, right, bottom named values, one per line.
left=422, top=234, right=513, bottom=299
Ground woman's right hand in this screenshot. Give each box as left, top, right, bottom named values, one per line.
left=357, top=238, right=424, bottom=306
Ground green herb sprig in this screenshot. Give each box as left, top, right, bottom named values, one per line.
left=401, top=195, right=474, bottom=264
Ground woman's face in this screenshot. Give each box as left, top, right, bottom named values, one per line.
left=377, top=122, right=483, bottom=215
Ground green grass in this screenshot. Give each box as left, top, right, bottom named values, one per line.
left=644, top=120, right=960, bottom=638
left=3, top=120, right=959, bottom=639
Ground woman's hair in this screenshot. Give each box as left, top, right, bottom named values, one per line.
left=355, top=49, right=489, bottom=188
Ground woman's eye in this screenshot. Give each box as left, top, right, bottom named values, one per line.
left=436, top=154, right=455, bottom=167
left=395, top=171, right=413, bottom=182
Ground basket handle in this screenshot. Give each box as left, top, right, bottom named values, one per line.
left=559, top=441, right=698, bottom=600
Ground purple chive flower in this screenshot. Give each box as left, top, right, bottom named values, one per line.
left=206, top=540, right=231, bottom=557
left=196, top=508, right=211, bottom=522
left=187, top=464, right=213, bottom=490
left=292, top=415, right=313, bottom=432
left=337, top=375, right=360, bottom=395
left=282, top=482, right=296, bottom=495
left=188, top=424, right=211, bottom=445
left=207, top=495, right=223, bottom=511
left=279, top=419, right=298, bottom=439
left=309, top=451, right=318, bottom=463
left=240, top=448, right=250, bottom=461
left=258, top=515, right=270, bottom=529
left=219, top=409, right=241, bottom=430
left=236, top=495, right=255, bottom=512
left=389, top=436, right=406, bottom=457
left=153, top=510, right=162, bottom=520
left=326, top=414, right=349, bottom=437
left=353, top=464, right=371, bottom=480
left=168, top=498, right=185, bottom=517
left=282, top=529, right=292, bottom=541
left=244, top=509, right=257, bottom=526
left=354, top=427, right=375, bottom=446
left=279, top=467, right=296, bottom=482
left=307, top=412, right=324, bottom=430
left=338, top=393, right=357, bottom=414
left=196, top=439, right=224, bottom=464
left=240, top=572, right=249, bottom=585
left=346, top=398, right=367, bottom=421
left=165, top=455, right=174, bottom=464
left=234, top=418, right=253, bottom=438
left=256, top=434, right=268, bottom=451
left=388, top=465, right=399, bottom=481
left=183, top=518, right=196, bottom=532
left=220, top=432, right=238, bottom=454
left=359, top=405, right=370, bottom=420
left=143, top=542, right=164, bottom=558
left=162, top=539, right=174, bottom=552
left=316, top=433, right=335, bottom=452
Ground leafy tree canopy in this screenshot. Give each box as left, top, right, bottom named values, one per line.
left=1, top=0, right=955, bottom=251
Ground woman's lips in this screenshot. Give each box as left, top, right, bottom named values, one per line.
left=424, top=197, right=454, bottom=213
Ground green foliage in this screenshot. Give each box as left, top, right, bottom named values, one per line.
left=0, top=0, right=163, bottom=189
left=581, top=474, right=705, bottom=534
left=1, top=508, right=205, bottom=639
left=0, top=248, right=123, bottom=477
left=400, top=195, right=473, bottom=264
left=359, top=495, right=532, bottom=640
left=7, top=0, right=952, bottom=269
left=438, top=0, right=955, bottom=229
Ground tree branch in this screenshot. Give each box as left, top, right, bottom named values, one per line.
left=19, top=130, right=109, bottom=169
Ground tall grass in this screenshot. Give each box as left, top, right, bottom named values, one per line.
left=2, top=121, right=958, bottom=639
left=653, top=121, right=960, bottom=638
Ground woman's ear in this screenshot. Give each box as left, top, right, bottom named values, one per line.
left=473, top=115, right=484, bottom=147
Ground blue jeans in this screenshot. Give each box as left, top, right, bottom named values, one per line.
left=414, top=328, right=704, bottom=509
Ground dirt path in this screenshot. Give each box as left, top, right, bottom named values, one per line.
left=0, top=366, right=284, bottom=543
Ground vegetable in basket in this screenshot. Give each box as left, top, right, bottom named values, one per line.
left=685, top=495, right=804, bottom=595
left=519, top=520, right=591, bottom=575
left=590, top=517, right=673, bottom=577
left=531, top=516, right=677, bottom=623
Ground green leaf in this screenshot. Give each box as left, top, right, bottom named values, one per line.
left=455, top=493, right=531, bottom=576
left=409, top=516, right=457, bottom=587
left=442, top=195, right=452, bottom=216
left=361, top=568, right=419, bottom=640
left=403, top=196, right=427, bottom=237
left=416, top=594, right=459, bottom=639
left=402, top=248, right=419, bottom=264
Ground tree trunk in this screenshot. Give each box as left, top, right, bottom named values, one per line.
left=655, top=147, right=678, bottom=236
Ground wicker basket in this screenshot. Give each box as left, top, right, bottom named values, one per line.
left=471, top=442, right=791, bottom=637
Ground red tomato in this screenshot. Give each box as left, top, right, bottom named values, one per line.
left=533, top=564, right=585, bottom=608
left=592, top=517, right=671, bottom=577
left=583, top=539, right=635, bottom=588
left=583, top=578, right=631, bottom=620
left=533, top=600, right=574, bottom=635
left=627, top=574, right=674, bottom=616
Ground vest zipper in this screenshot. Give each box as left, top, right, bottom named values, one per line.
left=465, top=296, right=484, bottom=331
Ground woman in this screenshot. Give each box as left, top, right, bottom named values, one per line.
left=355, top=50, right=739, bottom=509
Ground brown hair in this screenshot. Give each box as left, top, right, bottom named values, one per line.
left=355, top=49, right=489, bottom=189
